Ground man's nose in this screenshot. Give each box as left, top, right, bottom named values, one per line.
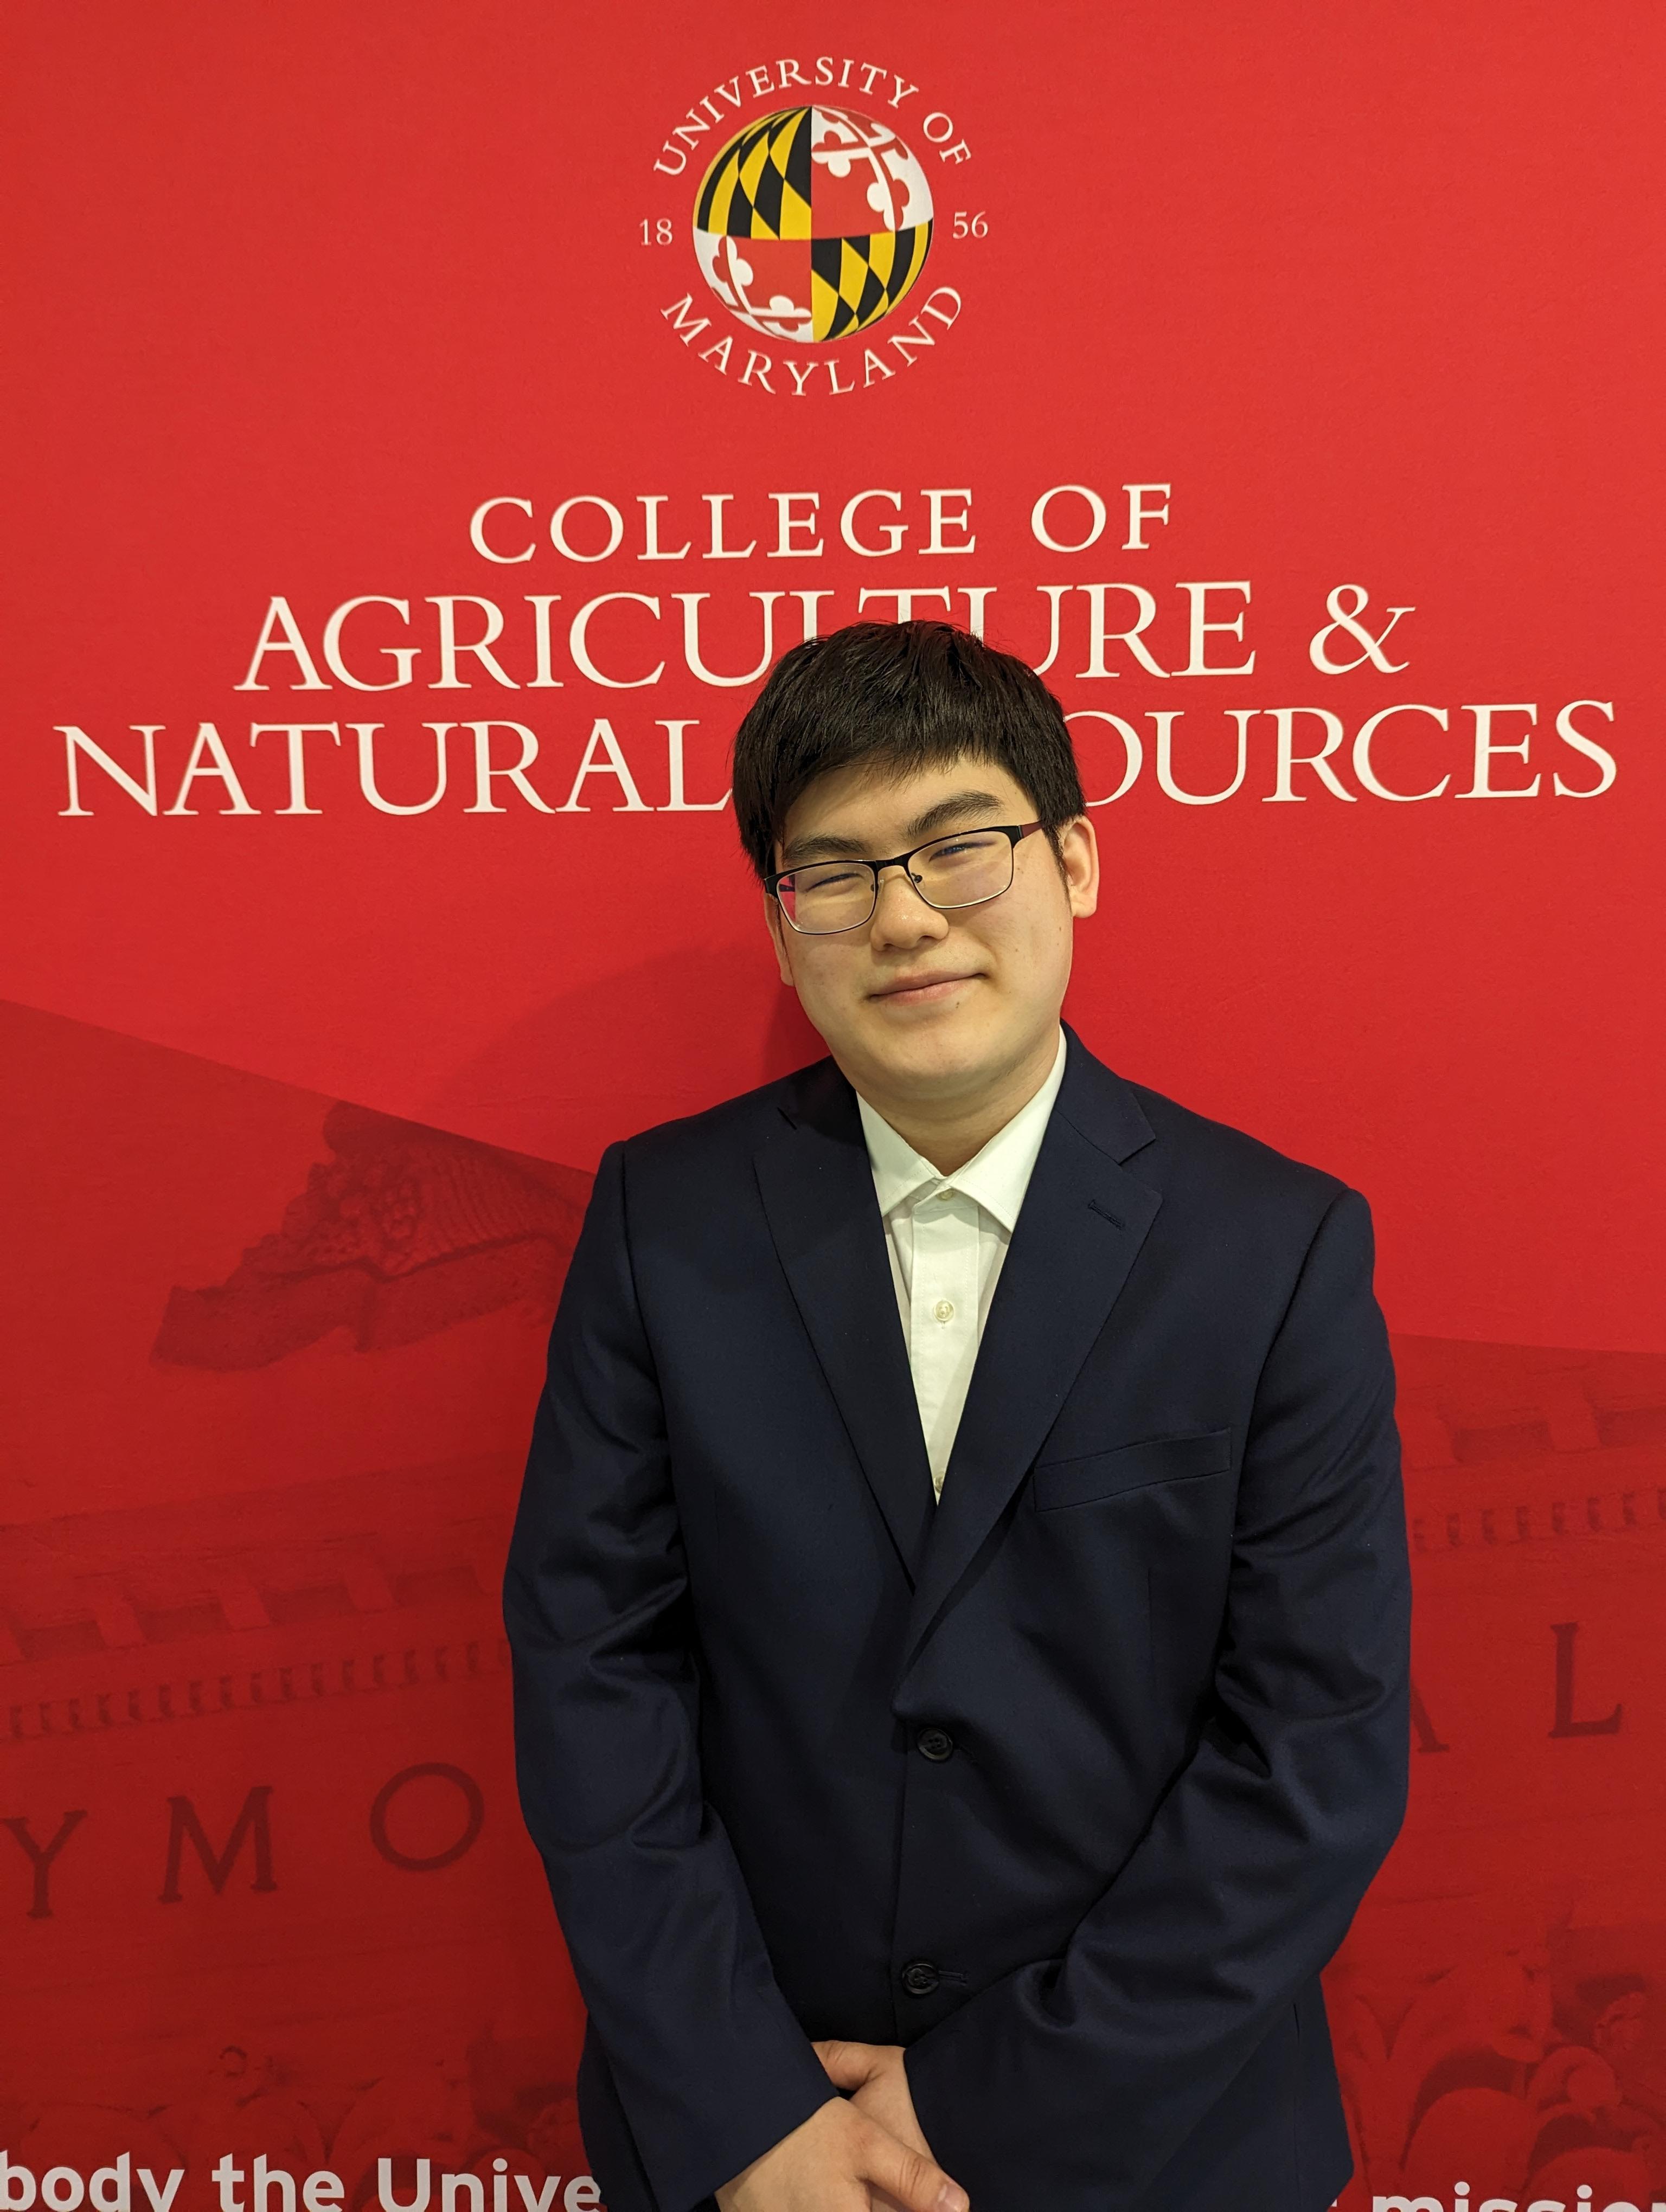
left=868, top=865, right=950, bottom=949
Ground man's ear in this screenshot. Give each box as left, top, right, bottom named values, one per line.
left=1059, top=814, right=1099, bottom=918
left=764, top=890, right=797, bottom=986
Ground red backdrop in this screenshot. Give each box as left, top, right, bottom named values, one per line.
left=3, top=5, right=1664, bottom=2208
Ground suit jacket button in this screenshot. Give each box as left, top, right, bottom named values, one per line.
left=900, top=1959, right=940, bottom=1998
left=916, top=1726, right=955, bottom=1762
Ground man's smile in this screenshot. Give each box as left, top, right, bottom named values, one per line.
left=867, top=969, right=984, bottom=1006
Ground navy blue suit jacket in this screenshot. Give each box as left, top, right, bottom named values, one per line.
left=504, top=1030, right=1411, bottom=2212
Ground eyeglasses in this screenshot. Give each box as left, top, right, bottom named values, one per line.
left=767, top=821, right=1048, bottom=935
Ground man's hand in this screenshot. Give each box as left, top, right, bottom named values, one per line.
left=813, top=2041, right=932, bottom=2161
left=714, top=2089, right=966, bottom=2212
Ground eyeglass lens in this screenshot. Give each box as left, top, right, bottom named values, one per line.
left=779, top=829, right=1015, bottom=933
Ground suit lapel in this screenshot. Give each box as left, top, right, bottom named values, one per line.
left=902, top=1036, right=1163, bottom=1664
left=754, top=1062, right=936, bottom=1585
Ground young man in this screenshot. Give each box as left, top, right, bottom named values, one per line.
left=504, top=621, right=1411, bottom=2212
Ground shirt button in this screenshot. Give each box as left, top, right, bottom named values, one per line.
left=932, top=1298, right=955, bottom=1323
left=900, top=1959, right=940, bottom=1998
left=917, top=1726, right=955, bottom=1763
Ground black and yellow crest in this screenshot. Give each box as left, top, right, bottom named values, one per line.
left=809, top=226, right=932, bottom=339
left=695, top=108, right=813, bottom=241
left=690, top=102, right=936, bottom=345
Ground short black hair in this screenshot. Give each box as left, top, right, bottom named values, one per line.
left=731, top=620, right=1086, bottom=879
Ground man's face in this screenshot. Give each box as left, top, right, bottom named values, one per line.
left=765, top=754, right=1098, bottom=1111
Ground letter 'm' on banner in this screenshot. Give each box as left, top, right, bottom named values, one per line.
left=159, top=1786, right=277, bottom=1902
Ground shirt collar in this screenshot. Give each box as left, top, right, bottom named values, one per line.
left=856, top=1027, right=1067, bottom=1232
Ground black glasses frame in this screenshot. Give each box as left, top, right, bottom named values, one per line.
left=767, top=820, right=1048, bottom=935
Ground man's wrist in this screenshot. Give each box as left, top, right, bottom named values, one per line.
left=714, top=2086, right=844, bottom=2206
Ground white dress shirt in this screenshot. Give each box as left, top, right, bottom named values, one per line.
left=856, top=1028, right=1067, bottom=1499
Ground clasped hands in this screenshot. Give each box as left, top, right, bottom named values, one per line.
left=715, top=2040, right=969, bottom=2212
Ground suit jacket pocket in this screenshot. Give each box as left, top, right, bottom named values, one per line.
left=1031, top=1426, right=1233, bottom=1512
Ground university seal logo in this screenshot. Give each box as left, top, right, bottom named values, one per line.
left=692, top=105, right=933, bottom=342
